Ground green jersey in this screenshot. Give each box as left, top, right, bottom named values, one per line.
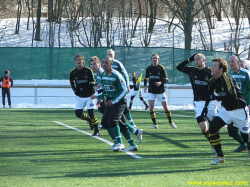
left=99, top=69, right=127, bottom=104
left=112, top=59, right=129, bottom=87
left=93, top=67, right=105, bottom=97
left=229, top=68, right=250, bottom=105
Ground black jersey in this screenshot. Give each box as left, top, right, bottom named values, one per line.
left=131, top=77, right=139, bottom=91
left=176, top=60, right=212, bottom=101
left=208, top=73, right=246, bottom=111
left=144, top=64, right=168, bottom=94
left=70, top=66, right=95, bottom=98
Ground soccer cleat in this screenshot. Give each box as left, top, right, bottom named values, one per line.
left=108, top=144, right=117, bottom=150
left=145, top=106, right=149, bottom=110
left=87, top=120, right=93, bottom=130
left=169, top=122, right=177, bottom=129
left=210, top=157, right=225, bottom=165
left=124, top=145, right=138, bottom=152
left=136, top=129, right=143, bottom=144
left=112, top=143, right=125, bottom=152
left=92, top=130, right=100, bottom=136
left=233, top=145, right=247, bottom=152
left=151, top=124, right=158, bottom=129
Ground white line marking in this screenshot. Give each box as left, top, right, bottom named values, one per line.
left=53, top=121, right=142, bottom=159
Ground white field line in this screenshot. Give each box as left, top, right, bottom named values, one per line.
left=53, top=118, right=249, bottom=161
left=52, top=121, right=142, bottom=159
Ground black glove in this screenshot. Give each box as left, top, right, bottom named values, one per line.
left=201, top=107, right=208, bottom=117
left=188, top=53, right=197, bottom=62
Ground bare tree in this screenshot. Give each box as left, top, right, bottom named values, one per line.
left=34, top=0, right=42, bottom=41
left=161, top=0, right=216, bottom=49
left=15, top=0, right=22, bottom=34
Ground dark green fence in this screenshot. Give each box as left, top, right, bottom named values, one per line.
left=0, top=47, right=233, bottom=84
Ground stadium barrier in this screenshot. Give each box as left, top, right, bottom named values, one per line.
left=0, top=84, right=193, bottom=108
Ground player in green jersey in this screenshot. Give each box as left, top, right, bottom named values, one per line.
left=99, top=56, right=139, bottom=151
left=228, top=55, right=250, bottom=152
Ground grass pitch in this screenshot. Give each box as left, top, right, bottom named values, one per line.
left=0, top=109, right=249, bottom=187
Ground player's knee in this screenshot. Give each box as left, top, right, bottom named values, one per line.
left=139, top=97, right=144, bottom=101
left=196, top=116, right=206, bottom=124
left=131, top=96, right=135, bottom=100
left=87, top=109, right=94, bottom=118
left=75, top=109, right=83, bottom=118
left=227, top=122, right=239, bottom=137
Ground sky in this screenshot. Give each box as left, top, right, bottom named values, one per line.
left=0, top=17, right=249, bottom=109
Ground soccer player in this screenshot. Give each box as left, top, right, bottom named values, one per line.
left=129, top=72, right=149, bottom=110
left=99, top=56, right=138, bottom=151
left=70, top=54, right=100, bottom=136
left=144, top=53, right=177, bottom=129
left=89, top=57, right=143, bottom=145
left=202, top=57, right=250, bottom=165
left=0, top=70, right=13, bottom=108
left=228, top=55, right=250, bottom=152
left=107, top=49, right=136, bottom=127
left=176, top=53, right=217, bottom=153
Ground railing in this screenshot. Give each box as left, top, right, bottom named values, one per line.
left=0, top=84, right=193, bottom=107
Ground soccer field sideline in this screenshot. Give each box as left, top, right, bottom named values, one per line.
left=53, top=112, right=249, bottom=162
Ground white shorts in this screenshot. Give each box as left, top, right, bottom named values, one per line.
left=75, top=96, right=95, bottom=110
left=194, top=100, right=217, bottom=121
left=131, top=89, right=142, bottom=97
left=148, top=92, right=167, bottom=102
left=216, top=106, right=250, bottom=134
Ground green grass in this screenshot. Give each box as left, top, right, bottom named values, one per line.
left=0, top=109, right=249, bottom=187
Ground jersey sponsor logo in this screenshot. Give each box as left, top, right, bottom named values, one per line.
left=231, top=75, right=246, bottom=79
left=76, top=80, right=88, bottom=83
left=112, top=65, right=118, bottom=69
left=90, top=103, right=94, bottom=107
left=102, top=77, right=116, bottom=81
left=149, top=75, right=160, bottom=79
left=242, top=127, right=249, bottom=131
left=194, top=80, right=208, bottom=85
left=162, top=96, right=166, bottom=99
left=104, top=85, right=115, bottom=91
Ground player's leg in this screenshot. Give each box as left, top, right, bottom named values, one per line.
left=6, top=88, right=11, bottom=107
left=75, top=97, right=92, bottom=129
left=227, top=123, right=247, bottom=152
left=209, top=116, right=226, bottom=165
left=123, top=106, right=136, bottom=127
left=86, top=97, right=99, bottom=136
left=119, top=116, right=138, bottom=151
left=147, top=93, right=157, bottom=128
left=107, top=100, right=127, bottom=151
left=160, top=93, right=177, bottom=129
left=2, top=89, right=6, bottom=107
left=129, top=95, right=135, bottom=110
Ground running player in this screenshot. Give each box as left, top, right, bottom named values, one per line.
left=176, top=53, right=217, bottom=153
left=70, top=54, right=100, bottom=136
left=99, top=56, right=138, bottom=151
left=202, top=57, right=250, bottom=165
left=144, top=53, right=177, bottom=129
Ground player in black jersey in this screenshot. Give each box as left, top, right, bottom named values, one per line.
left=176, top=53, right=217, bottom=154
left=144, top=54, right=177, bottom=129
left=129, top=72, right=149, bottom=110
left=70, top=54, right=100, bottom=136
left=202, top=57, right=250, bottom=165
